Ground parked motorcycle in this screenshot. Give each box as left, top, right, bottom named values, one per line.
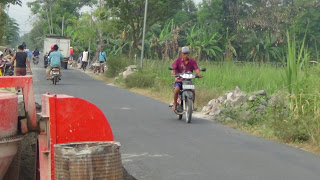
left=33, top=56, right=39, bottom=65
left=50, top=66, right=61, bottom=85
left=169, top=67, right=206, bottom=123
left=0, top=59, right=14, bottom=76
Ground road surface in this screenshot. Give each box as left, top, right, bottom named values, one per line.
left=31, top=64, right=320, bottom=180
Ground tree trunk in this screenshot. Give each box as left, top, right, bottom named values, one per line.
left=0, top=3, right=2, bottom=43
left=94, top=28, right=103, bottom=62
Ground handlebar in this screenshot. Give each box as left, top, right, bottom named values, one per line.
left=171, top=74, right=203, bottom=78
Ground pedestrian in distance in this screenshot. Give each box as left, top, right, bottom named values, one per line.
left=25, top=48, right=33, bottom=62
left=98, top=48, right=107, bottom=73
left=11, top=45, right=33, bottom=94
left=68, top=47, right=74, bottom=66
left=81, top=48, right=89, bottom=72
left=69, top=47, right=74, bottom=61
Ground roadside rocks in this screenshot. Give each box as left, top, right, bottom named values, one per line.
left=119, top=65, right=138, bottom=79
left=202, top=87, right=286, bottom=123
left=202, top=86, right=247, bottom=116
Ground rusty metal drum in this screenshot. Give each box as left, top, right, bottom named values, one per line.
left=54, top=141, right=123, bottom=180
left=0, top=91, right=18, bottom=139
left=0, top=136, right=23, bottom=180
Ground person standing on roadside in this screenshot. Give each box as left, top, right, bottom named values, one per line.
left=69, top=47, right=74, bottom=61
left=11, top=45, right=32, bottom=94
left=98, top=48, right=107, bottom=73
left=68, top=47, right=74, bottom=66
left=81, top=48, right=89, bottom=72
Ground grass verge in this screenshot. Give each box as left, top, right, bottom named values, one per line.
left=103, top=56, right=320, bottom=155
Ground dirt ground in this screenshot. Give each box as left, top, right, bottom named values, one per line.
left=19, top=132, right=38, bottom=180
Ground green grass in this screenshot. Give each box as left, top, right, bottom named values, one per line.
left=141, top=59, right=285, bottom=94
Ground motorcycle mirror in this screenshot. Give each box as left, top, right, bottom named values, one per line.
left=200, top=68, right=206, bottom=72
left=169, top=67, right=175, bottom=70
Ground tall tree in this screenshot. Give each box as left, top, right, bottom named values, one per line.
left=105, top=0, right=185, bottom=55
left=28, top=0, right=95, bottom=35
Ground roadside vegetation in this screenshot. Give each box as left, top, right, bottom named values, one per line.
left=107, top=47, right=320, bottom=154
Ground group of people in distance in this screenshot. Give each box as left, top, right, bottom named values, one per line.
left=77, top=48, right=107, bottom=73
left=44, top=45, right=108, bottom=80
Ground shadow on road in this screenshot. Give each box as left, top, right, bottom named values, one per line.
left=123, top=167, right=138, bottom=180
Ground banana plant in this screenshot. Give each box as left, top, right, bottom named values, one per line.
left=263, top=32, right=281, bottom=62
left=187, top=25, right=222, bottom=61
left=245, top=30, right=281, bottom=62
left=224, top=27, right=237, bottom=61
left=149, top=20, right=173, bottom=60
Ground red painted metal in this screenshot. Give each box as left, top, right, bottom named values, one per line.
left=37, top=94, right=114, bottom=180
left=0, top=92, right=18, bottom=139
left=0, top=76, right=37, bottom=131
left=0, top=91, right=21, bottom=179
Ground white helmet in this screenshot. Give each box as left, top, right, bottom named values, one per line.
left=181, top=46, right=190, bottom=53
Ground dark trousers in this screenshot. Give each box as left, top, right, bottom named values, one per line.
left=82, top=61, right=88, bottom=71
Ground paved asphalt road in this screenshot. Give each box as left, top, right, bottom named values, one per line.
left=31, top=63, right=320, bottom=180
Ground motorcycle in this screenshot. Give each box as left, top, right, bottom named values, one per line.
left=50, top=66, right=61, bottom=85
left=0, top=59, right=14, bottom=76
left=169, top=67, right=206, bottom=123
left=33, top=56, right=39, bottom=65
left=44, top=54, right=49, bottom=68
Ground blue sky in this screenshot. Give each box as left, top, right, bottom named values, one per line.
left=8, top=0, right=203, bottom=36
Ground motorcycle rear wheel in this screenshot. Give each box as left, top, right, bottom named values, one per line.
left=52, top=76, right=57, bottom=85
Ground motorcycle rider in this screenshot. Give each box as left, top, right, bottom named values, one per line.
left=4, top=48, right=13, bottom=63
left=44, top=45, right=54, bottom=68
left=0, top=53, right=5, bottom=75
left=48, top=45, right=54, bottom=56
left=46, top=44, right=63, bottom=80
left=33, top=48, right=40, bottom=57
left=171, top=46, right=202, bottom=111
left=32, top=48, right=40, bottom=64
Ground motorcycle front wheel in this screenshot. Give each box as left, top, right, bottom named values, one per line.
left=185, top=99, right=193, bottom=123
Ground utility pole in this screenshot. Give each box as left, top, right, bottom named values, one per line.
left=88, top=11, right=92, bottom=65
left=99, top=0, right=104, bottom=7
left=140, top=0, right=148, bottom=69
left=61, top=16, right=65, bottom=36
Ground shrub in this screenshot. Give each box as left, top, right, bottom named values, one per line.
left=106, top=55, right=133, bottom=77
left=125, top=70, right=156, bottom=88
